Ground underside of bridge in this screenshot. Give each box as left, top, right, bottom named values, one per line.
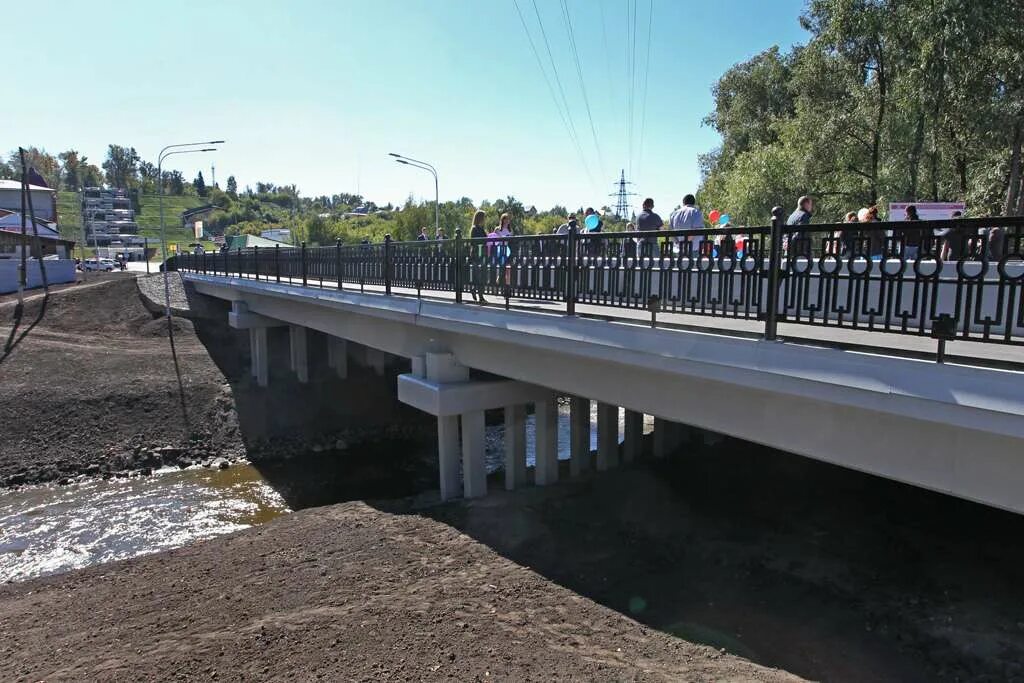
left=188, top=274, right=1024, bottom=515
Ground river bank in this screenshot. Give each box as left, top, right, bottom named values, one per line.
left=0, top=276, right=245, bottom=487
left=0, top=499, right=798, bottom=682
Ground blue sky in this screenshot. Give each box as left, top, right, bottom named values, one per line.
left=7, top=0, right=808, bottom=211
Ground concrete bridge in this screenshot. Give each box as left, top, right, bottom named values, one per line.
left=177, top=217, right=1024, bottom=514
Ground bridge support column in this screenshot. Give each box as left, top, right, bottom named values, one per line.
left=596, top=403, right=618, bottom=471
left=252, top=327, right=269, bottom=388
left=326, top=337, right=348, bottom=379
left=461, top=410, right=487, bottom=498
left=534, top=397, right=559, bottom=486
left=437, top=415, right=460, bottom=501
left=248, top=329, right=258, bottom=380
left=288, top=325, right=308, bottom=383
left=623, top=410, right=643, bottom=463
left=504, top=405, right=527, bottom=490
left=653, top=417, right=669, bottom=458
left=569, top=397, right=591, bottom=477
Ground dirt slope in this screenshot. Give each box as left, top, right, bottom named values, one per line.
left=0, top=276, right=242, bottom=486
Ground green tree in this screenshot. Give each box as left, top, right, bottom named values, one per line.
left=102, top=145, right=140, bottom=188
left=194, top=171, right=207, bottom=197
left=8, top=147, right=60, bottom=187
left=226, top=175, right=238, bottom=196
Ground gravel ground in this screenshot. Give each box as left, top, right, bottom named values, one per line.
left=0, top=501, right=798, bottom=682
left=0, top=276, right=243, bottom=486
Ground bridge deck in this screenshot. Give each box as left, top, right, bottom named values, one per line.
left=211, top=272, right=1024, bottom=368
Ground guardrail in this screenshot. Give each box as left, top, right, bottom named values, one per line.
left=175, top=212, right=1024, bottom=359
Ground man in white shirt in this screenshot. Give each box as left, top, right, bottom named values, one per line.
left=669, top=194, right=705, bottom=255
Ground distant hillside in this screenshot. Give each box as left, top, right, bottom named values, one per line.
left=57, top=190, right=213, bottom=256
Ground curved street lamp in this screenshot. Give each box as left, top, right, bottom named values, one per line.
left=389, top=152, right=438, bottom=236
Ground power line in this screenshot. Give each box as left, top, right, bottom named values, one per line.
left=528, top=0, right=599, bottom=192
left=511, top=0, right=593, bottom=189
left=636, top=0, right=654, bottom=183
left=559, top=0, right=606, bottom=182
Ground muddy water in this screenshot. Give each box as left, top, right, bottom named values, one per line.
left=0, top=403, right=652, bottom=584
left=0, top=465, right=287, bottom=583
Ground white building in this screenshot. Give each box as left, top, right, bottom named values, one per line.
left=0, top=179, right=57, bottom=224
left=261, top=228, right=292, bottom=244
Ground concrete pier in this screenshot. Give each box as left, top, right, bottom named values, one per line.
left=596, top=403, right=618, bottom=471
left=289, top=325, right=308, bottom=383
left=326, top=336, right=348, bottom=379
left=569, top=397, right=591, bottom=477
left=399, top=352, right=552, bottom=500
left=534, top=397, right=559, bottom=486
left=504, top=405, right=527, bottom=490
left=252, top=328, right=268, bottom=388
left=436, top=415, right=460, bottom=501
left=460, top=410, right=487, bottom=498
left=623, top=410, right=643, bottom=462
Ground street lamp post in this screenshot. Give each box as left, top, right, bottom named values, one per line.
left=156, top=141, right=222, bottom=316
left=389, top=153, right=438, bottom=236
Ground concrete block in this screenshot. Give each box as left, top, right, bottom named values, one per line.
left=425, top=352, right=470, bottom=383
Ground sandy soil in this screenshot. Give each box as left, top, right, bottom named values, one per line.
left=0, top=276, right=243, bottom=486
left=0, top=501, right=797, bottom=682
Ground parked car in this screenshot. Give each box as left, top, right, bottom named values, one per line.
left=81, top=258, right=116, bottom=272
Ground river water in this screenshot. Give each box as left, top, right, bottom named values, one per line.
left=1, top=404, right=651, bottom=583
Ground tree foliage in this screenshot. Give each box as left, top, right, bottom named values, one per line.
left=699, top=0, right=1024, bottom=223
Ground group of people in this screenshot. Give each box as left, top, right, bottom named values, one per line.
left=789, top=195, right=1004, bottom=261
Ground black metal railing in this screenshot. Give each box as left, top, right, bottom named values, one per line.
left=175, top=215, right=1024, bottom=355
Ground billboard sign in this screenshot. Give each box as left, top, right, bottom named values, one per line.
left=888, top=202, right=965, bottom=221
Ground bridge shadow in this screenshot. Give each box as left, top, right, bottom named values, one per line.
left=371, top=437, right=1024, bottom=682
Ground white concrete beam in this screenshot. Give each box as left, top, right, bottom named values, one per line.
left=397, top=374, right=553, bottom=417
left=504, top=405, right=527, bottom=490
left=596, top=403, right=618, bottom=471
left=289, top=325, right=308, bottom=383
left=534, top=398, right=559, bottom=486
left=461, top=410, right=487, bottom=498
left=569, top=397, right=591, bottom=477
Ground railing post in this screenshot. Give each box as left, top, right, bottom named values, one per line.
left=236, top=247, right=241, bottom=278
left=384, top=234, right=393, bottom=296
left=764, top=205, right=784, bottom=341
left=301, top=241, right=308, bottom=287
left=254, top=245, right=259, bottom=281
left=275, top=244, right=280, bottom=283
left=566, top=225, right=578, bottom=316
left=454, top=228, right=464, bottom=303
left=336, top=239, right=343, bottom=290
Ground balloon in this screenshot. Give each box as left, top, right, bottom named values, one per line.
left=584, top=214, right=600, bottom=231
left=708, top=209, right=721, bottom=224
left=719, top=213, right=731, bottom=225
